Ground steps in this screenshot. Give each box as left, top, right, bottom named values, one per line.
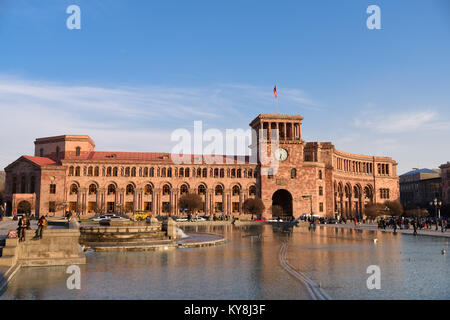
left=0, top=238, right=19, bottom=267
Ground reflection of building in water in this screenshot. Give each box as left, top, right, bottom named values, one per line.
left=4, top=114, right=399, bottom=219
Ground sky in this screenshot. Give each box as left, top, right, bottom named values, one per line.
left=0, top=0, right=449, bottom=174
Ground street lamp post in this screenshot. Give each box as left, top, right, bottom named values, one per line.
left=430, top=198, right=442, bottom=229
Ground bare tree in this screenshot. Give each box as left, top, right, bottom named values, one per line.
left=364, top=203, right=384, bottom=221
left=384, top=200, right=404, bottom=217
left=243, top=198, right=265, bottom=220
left=178, top=194, right=203, bottom=215
left=405, top=208, right=428, bottom=218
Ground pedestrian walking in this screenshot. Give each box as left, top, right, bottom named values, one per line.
left=412, top=219, right=418, bottom=236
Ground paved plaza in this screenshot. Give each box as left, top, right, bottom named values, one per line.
left=322, top=222, right=450, bottom=238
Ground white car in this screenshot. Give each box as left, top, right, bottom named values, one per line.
left=191, top=217, right=206, bottom=222
left=90, top=214, right=124, bottom=222
left=175, top=217, right=189, bottom=222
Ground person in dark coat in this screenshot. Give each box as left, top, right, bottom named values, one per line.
left=17, top=216, right=29, bottom=242
left=35, top=216, right=48, bottom=239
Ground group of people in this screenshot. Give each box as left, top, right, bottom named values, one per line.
left=16, top=215, right=48, bottom=242
left=378, top=216, right=448, bottom=235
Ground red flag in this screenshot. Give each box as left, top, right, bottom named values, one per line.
left=273, top=85, right=277, bottom=98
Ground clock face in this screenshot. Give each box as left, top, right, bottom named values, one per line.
left=275, top=148, right=288, bottom=161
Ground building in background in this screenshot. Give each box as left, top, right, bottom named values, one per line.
left=3, top=114, right=399, bottom=219
left=440, top=162, right=450, bottom=207
left=399, top=168, right=442, bottom=210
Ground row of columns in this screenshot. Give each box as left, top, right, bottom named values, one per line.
left=261, top=121, right=301, bottom=141
left=69, top=188, right=252, bottom=216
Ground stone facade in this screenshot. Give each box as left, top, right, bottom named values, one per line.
left=440, top=162, right=450, bottom=206
left=399, top=168, right=441, bottom=208
left=3, top=114, right=399, bottom=219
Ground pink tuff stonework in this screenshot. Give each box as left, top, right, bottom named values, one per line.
left=3, top=114, right=399, bottom=219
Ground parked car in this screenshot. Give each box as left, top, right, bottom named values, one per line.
left=175, top=217, right=189, bottom=222
left=190, top=217, right=206, bottom=222
left=90, top=214, right=125, bottom=222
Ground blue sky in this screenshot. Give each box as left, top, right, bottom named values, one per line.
left=0, top=0, right=450, bottom=174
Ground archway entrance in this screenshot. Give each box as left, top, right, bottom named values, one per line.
left=271, top=189, right=293, bottom=219
left=17, top=200, right=32, bottom=215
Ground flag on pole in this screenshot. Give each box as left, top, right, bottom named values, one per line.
left=273, top=85, right=277, bottom=98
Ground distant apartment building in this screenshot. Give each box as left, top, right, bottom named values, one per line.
left=399, top=168, right=441, bottom=208
left=440, top=162, right=450, bottom=206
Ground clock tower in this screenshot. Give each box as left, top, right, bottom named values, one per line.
left=249, top=114, right=306, bottom=219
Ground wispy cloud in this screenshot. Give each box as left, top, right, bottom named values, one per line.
left=353, top=109, right=450, bottom=134
left=0, top=75, right=317, bottom=169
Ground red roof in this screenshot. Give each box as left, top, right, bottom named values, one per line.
left=22, top=156, right=58, bottom=167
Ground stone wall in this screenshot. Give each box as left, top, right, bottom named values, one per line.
left=17, top=229, right=86, bottom=267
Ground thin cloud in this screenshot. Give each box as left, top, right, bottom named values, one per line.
left=0, top=75, right=317, bottom=169
left=353, top=110, right=449, bottom=134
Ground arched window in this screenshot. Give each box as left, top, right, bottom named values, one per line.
left=75, top=166, right=81, bottom=176
left=107, top=167, right=112, bottom=176
left=88, top=166, right=93, bottom=176
left=89, top=184, right=97, bottom=195
left=179, top=168, right=184, bottom=177
left=113, top=167, right=118, bottom=177
left=268, top=168, right=274, bottom=179
left=319, top=186, right=323, bottom=196
left=185, top=168, right=190, bottom=178
left=220, top=169, right=225, bottom=178
left=163, top=184, right=171, bottom=195
left=202, top=168, right=207, bottom=178
left=68, top=166, right=74, bottom=176
left=161, top=168, right=167, bottom=178
left=232, top=185, right=240, bottom=196
left=197, top=168, right=202, bottom=177
left=231, top=169, right=236, bottom=178
left=143, top=167, right=149, bottom=177
left=144, top=184, right=153, bottom=195
left=70, top=184, right=78, bottom=195
left=126, top=184, right=134, bottom=195
left=166, top=167, right=171, bottom=177
left=125, top=167, right=130, bottom=177
left=131, top=167, right=136, bottom=177
left=107, top=184, right=116, bottom=195
left=75, top=147, right=81, bottom=156
left=180, top=184, right=189, bottom=195
left=249, top=185, right=256, bottom=196
left=215, top=185, right=223, bottom=195
left=198, top=185, right=206, bottom=195
left=291, top=168, right=297, bottom=179
left=149, top=167, right=154, bottom=177
left=248, top=169, right=253, bottom=178
left=94, top=167, right=99, bottom=177
left=237, top=169, right=242, bottom=178
left=214, top=168, right=219, bottom=178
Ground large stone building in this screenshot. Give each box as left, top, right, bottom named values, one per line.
left=440, top=162, right=450, bottom=206
left=3, top=114, right=399, bottom=219
left=399, top=168, right=441, bottom=208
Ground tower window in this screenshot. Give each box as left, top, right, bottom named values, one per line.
left=76, top=147, right=81, bottom=156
